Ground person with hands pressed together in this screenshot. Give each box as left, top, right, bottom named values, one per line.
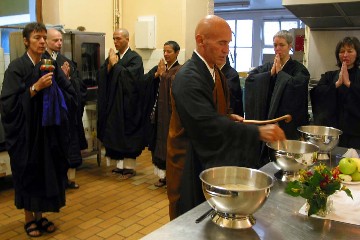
left=245, top=30, right=310, bottom=166
left=166, top=15, right=286, bottom=220
left=311, top=36, right=360, bottom=149
left=336, top=60, right=352, bottom=88
left=107, top=48, right=119, bottom=71
left=155, top=58, right=167, bottom=78
left=97, top=28, right=145, bottom=179
left=143, top=41, right=182, bottom=188
left=143, top=52, right=166, bottom=153
left=0, top=22, right=77, bottom=237
left=45, top=28, right=88, bottom=190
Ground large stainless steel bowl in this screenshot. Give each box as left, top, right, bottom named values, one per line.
left=199, top=166, right=274, bottom=229
left=267, top=140, right=319, bottom=181
left=298, top=125, right=342, bottom=160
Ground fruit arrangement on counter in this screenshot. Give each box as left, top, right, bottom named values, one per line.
left=336, top=158, right=360, bottom=182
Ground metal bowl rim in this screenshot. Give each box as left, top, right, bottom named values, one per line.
left=297, top=125, right=343, bottom=136
left=266, top=140, right=320, bottom=154
left=199, top=166, right=274, bottom=192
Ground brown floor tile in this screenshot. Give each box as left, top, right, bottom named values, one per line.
left=139, top=222, right=165, bottom=235
left=96, top=224, right=124, bottom=238
left=0, top=148, right=170, bottom=239
left=76, top=226, right=104, bottom=239
left=126, top=232, right=146, bottom=240
left=96, top=216, right=122, bottom=229
left=117, top=223, right=144, bottom=238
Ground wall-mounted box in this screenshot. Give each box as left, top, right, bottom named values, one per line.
left=135, top=16, right=156, bottom=49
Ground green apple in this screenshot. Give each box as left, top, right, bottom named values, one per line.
left=352, top=158, right=360, bottom=171
left=351, top=171, right=360, bottom=181
left=339, top=174, right=352, bottom=182
left=338, top=158, right=357, bottom=175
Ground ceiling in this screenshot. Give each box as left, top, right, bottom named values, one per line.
left=283, top=1, right=360, bottom=30
left=214, top=0, right=284, bottom=12
left=214, top=0, right=360, bottom=30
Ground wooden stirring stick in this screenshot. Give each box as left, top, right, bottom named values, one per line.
left=243, top=114, right=292, bottom=125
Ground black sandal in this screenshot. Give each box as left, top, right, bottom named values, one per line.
left=119, top=169, right=136, bottom=179
left=154, top=178, right=166, bottom=187
left=112, top=168, right=124, bottom=174
left=66, top=181, right=80, bottom=189
left=36, top=217, right=56, bottom=233
left=24, top=220, right=42, bottom=237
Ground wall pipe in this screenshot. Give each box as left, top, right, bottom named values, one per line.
left=113, top=0, right=122, bottom=31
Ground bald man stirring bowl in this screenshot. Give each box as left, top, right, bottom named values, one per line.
left=166, top=15, right=286, bottom=220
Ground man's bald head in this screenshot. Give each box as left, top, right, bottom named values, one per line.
left=195, top=15, right=232, bottom=67
left=114, top=28, right=129, bottom=38
left=195, top=15, right=227, bottom=38
left=113, top=28, right=130, bottom=53
left=47, top=28, right=61, bottom=37
left=46, top=28, right=63, bottom=53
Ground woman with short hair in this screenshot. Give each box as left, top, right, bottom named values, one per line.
left=311, top=36, right=360, bottom=148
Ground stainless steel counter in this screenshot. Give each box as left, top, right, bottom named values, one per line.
left=143, top=148, right=360, bottom=240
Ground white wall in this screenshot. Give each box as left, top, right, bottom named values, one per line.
left=123, top=0, right=212, bottom=71
left=43, top=0, right=212, bottom=72
left=43, top=0, right=114, bottom=52
left=307, top=30, right=360, bottom=80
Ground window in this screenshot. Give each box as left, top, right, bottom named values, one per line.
left=220, top=8, right=304, bottom=70
left=227, top=19, right=253, bottom=72
left=263, top=19, right=302, bottom=55
left=0, top=0, right=35, bottom=26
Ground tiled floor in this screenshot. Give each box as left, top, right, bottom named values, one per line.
left=0, top=149, right=169, bottom=239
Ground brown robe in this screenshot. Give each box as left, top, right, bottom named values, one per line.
left=166, top=62, right=230, bottom=220
left=153, top=62, right=181, bottom=169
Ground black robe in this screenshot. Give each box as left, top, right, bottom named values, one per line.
left=221, top=60, right=244, bottom=116
left=245, top=58, right=310, bottom=140
left=45, top=51, right=88, bottom=168
left=0, top=53, right=77, bottom=212
left=310, top=67, right=360, bottom=148
left=142, top=65, right=160, bottom=151
left=97, top=48, right=145, bottom=158
left=170, top=52, right=260, bottom=217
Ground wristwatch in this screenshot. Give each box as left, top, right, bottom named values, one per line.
left=31, top=85, right=38, bottom=93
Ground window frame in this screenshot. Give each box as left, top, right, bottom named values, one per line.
left=227, top=19, right=253, bottom=71
left=216, top=9, right=303, bottom=69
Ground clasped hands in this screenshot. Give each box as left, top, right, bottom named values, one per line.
left=335, top=61, right=351, bottom=88
left=61, top=61, right=71, bottom=79
left=155, top=59, right=166, bottom=78
left=107, top=48, right=119, bottom=71
left=270, top=54, right=282, bottom=76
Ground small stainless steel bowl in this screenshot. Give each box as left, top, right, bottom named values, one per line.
left=199, top=166, right=274, bottom=229
left=298, top=125, right=342, bottom=160
left=267, top=140, right=319, bottom=172
left=267, top=140, right=319, bottom=181
left=266, top=140, right=319, bottom=182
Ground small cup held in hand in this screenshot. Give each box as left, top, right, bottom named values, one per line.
left=40, top=59, right=55, bottom=73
